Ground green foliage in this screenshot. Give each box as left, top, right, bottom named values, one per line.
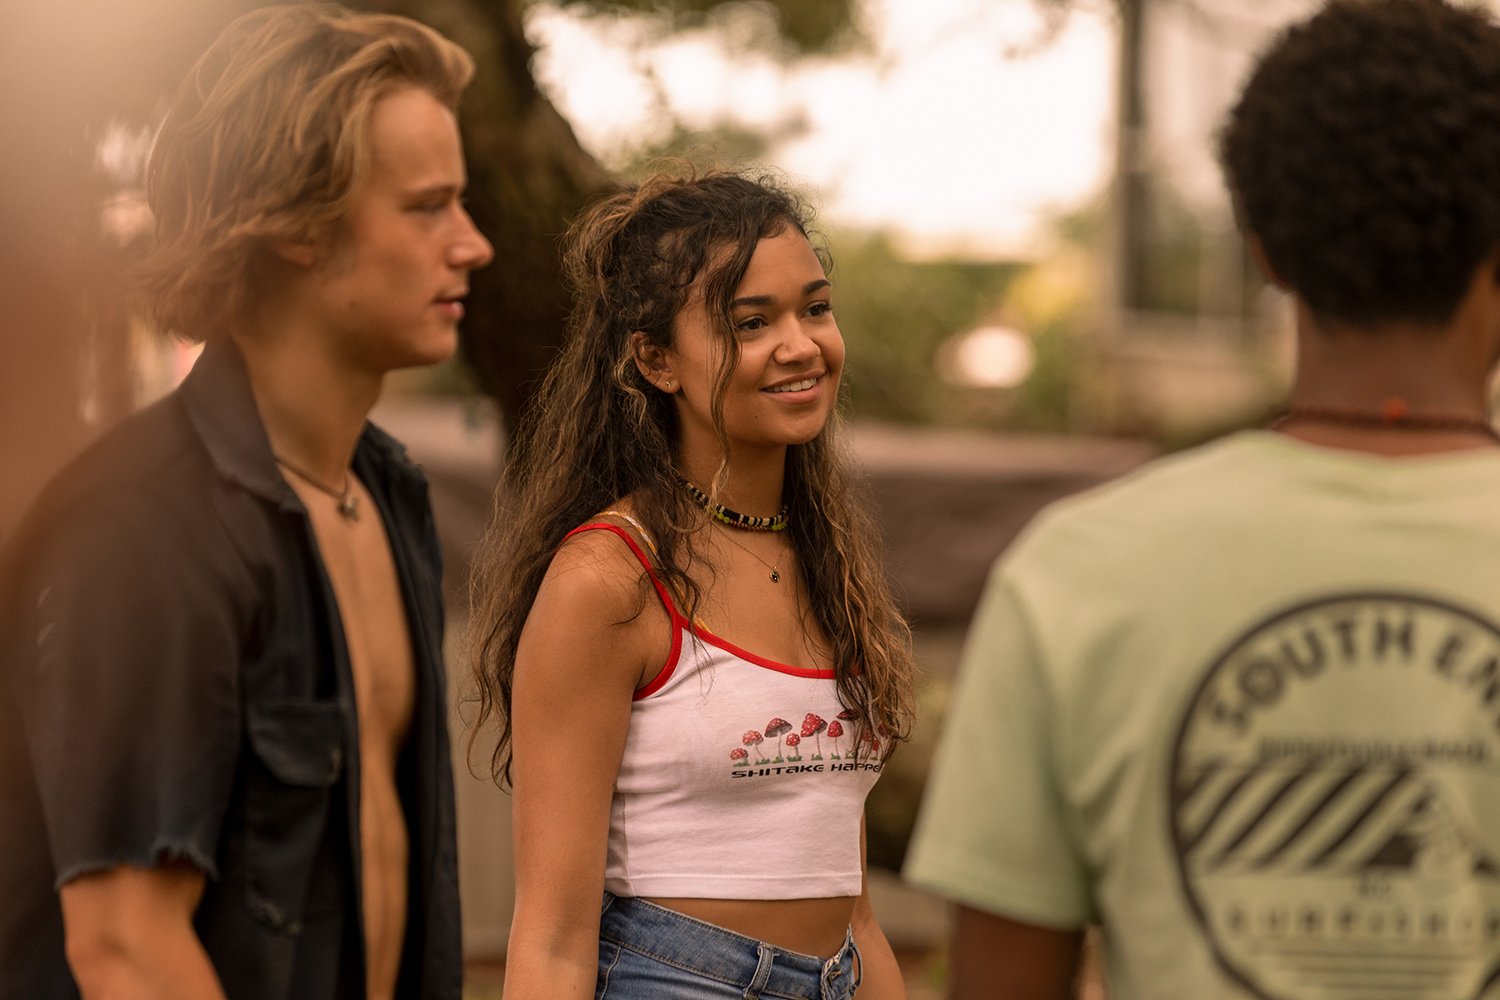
left=1123, top=174, right=1266, bottom=322
left=820, top=208, right=1116, bottom=436
left=1001, top=238, right=1100, bottom=431
left=827, top=232, right=1022, bottom=423
left=865, top=671, right=953, bottom=871
left=540, top=0, right=861, bottom=53
left=1132, top=181, right=1208, bottom=314
left=612, top=123, right=782, bottom=180
left=1011, top=323, right=1084, bottom=430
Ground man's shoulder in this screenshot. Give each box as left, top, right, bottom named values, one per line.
left=359, top=419, right=414, bottom=467
left=28, top=392, right=203, bottom=524
left=1020, top=433, right=1269, bottom=547
left=3, top=390, right=269, bottom=604
left=357, top=418, right=433, bottom=507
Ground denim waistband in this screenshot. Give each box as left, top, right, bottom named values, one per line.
left=599, top=892, right=860, bottom=1000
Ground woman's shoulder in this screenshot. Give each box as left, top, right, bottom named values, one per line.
left=565, top=504, right=659, bottom=558
left=520, top=513, right=676, bottom=700
left=543, top=509, right=662, bottom=607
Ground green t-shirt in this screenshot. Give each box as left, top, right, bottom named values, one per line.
left=905, top=432, right=1500, bottom=1000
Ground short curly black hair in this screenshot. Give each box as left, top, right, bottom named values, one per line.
left=1219, top=0, right=1500, bottom=327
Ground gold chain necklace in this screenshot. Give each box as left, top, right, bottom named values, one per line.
left=716, top=527, right=785, bottom=584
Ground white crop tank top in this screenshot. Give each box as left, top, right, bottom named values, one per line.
left=567, top=520, right=884, bottom=900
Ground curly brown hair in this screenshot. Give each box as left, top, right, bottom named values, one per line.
left=1219, top=0, right=1500, bottom=328
left=468, top=171, right=916, bottom=786
left=141, top=3, right=475, bottom=341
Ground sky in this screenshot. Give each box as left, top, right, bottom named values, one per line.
left=524, top=0, right=1376, bottom=260
left=527, top=0, right=1118, bottom=259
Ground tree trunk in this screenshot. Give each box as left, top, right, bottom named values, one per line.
left=367, top=0, right=616, bottom=433
left=0, top=0, right=609, bottom=544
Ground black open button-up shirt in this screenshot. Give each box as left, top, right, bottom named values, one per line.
left=0, top=342, right=461, bottom=999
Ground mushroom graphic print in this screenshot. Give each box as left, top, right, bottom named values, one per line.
left=801, top=713, right=828, bottom=759
left=826, top=720, right=844, bottom=759
left=729, top=747, right=748, bottom=764
left=764, top=718, right=792, bottom=762
left=784, top=733, right=802, bottom=760
left=836, top=709, right=861, bottom=760
left=742, top=730, right=766, bottom=764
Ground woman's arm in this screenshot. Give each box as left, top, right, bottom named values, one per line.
left=850, top=815, right=908, bottom=1000
left=500, top=531, right=668, bottom=1000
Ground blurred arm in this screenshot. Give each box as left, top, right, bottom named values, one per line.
left=903, top=562, right=1094, bottom=1000
left=948, top=905, right=1083, bottom=1000
left=59, top=862, right=226, bottom=1000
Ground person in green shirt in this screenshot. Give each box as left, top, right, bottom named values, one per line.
left=905, top=2, right=1500, bottom=998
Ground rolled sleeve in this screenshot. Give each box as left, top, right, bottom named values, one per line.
left=904, top=559, right=1094, bottom=929
left=17, top=494, right=244, bottom=887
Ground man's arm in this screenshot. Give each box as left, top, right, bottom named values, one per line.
left=904, top=559, right=1095, bottom=999
left=948, top=906, right=1084, bottom=1000
left=14, top=497, right=244, bottom=999
left=59, top=862, right=226, bottom=1000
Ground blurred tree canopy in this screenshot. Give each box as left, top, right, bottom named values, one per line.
left=547, top=0, right=860, bottom=54
left=409, top=0, right=863, bottom=424
left=2, top=0, right=868, bottom=493
left=4, top=0, right=1137, bottom=538
left=826, top=234, right=1022, bottom=423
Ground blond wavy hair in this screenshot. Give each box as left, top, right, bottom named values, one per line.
left=141, top=3, right=474, bottom=341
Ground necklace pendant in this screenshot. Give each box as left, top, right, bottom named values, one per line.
left=337, top=495, right=360, bottom=522
left=769, top=568, right=780, bottom=583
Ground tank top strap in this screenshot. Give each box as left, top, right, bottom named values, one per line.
left=564, top=518, right=683, bottom=623
left=597, top=509, right=656, bottom=554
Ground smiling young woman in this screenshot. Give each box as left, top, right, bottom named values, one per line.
left=647, top=226, right=847, bottom=472
left=469, top=172, right=916, bottom=1000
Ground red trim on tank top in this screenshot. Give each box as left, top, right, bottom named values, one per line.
left=566, top=522, right=837, bottom=695
left=564, top=523, right=683, bottom=697
left=689, top=628, right=836, bottom=679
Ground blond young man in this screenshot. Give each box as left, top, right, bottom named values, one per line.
left=0, top=6, right=493, bottom=998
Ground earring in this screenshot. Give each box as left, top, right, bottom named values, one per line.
left=663, top=379, right=674, bottom=391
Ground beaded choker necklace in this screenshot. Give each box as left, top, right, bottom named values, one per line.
left=1275, top=400, right=1499, bottom=442
left=677, top=475, right=789, bottom=532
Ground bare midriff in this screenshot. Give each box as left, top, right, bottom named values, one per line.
left=644, top=896, right=856, bottom=958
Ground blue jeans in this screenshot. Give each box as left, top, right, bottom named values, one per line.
left=596, top=893, right=862, bottom=999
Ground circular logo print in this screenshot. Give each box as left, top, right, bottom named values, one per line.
left=1170, top=593, right=1500, bottom=1000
